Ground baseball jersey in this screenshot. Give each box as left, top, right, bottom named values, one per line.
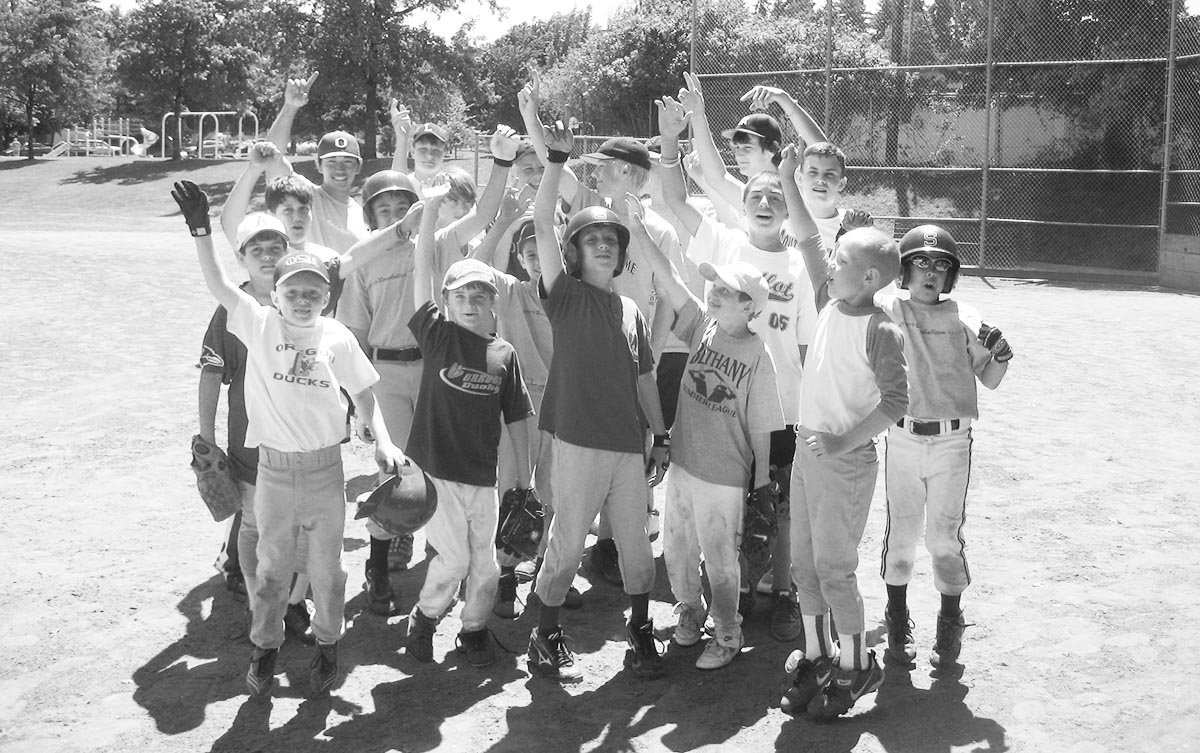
left=878, top=295, right=993, bottom=420
left=799, top=285, right=908, bottom=437
left=298, top=178, right=369, bottom=254
left=670, top=300, right=785, bottom=487
left=337, top=244, right=419, bottom=350
left=538, top=274, right=654, bottom=454
left=406, top=301, right=533, bottom=486
left=198, top=287, right=257, bottom=484
left=227, top=297, right=379, bottom=452
left=687, top=215, right=816, bottom=424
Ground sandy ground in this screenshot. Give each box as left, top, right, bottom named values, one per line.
left=1, top=160, right=1199, bottom=753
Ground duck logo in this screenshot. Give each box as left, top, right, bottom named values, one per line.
left=290, top=352, right=317, bottom=378
left=440, top=362, right=502, bottom=395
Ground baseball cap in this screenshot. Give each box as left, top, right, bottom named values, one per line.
left=513, top=218, right=536, bottom=249
left=412, top=122, right=449, bottom=144
left=274, top=252, right=331, bottom=285
left=236, top=213, right=288, bottom=253
left=721, top=113, right=783, bottom=144
left=442, top=258, right=498, bottom=294
left=317, top=130, right=361, bottom=161
left=581, top=137, right=653, bottom=172
left=699, top=261, right=769, bottom=314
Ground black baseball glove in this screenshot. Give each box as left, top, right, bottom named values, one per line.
left=496, top=487, right=544, bottom=561
left=741, top=480, right=782, bottom=588
left=978, top=322, right=1014, bottom=362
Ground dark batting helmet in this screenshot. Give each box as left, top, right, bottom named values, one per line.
left=361, top=170, right=420, bottom=229
left=898, top=224, right=960, bottom=293
left=353, top=463, right=438, bottom=536
left=561, top=206, right=630, bottom=279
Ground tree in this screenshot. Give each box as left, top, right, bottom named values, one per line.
left=114, top=0, right=260, bottom=158
left=0, top=0, right=105, bottom=159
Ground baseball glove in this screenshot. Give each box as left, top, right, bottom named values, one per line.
left=496, top=487, right=544, bottom=561
left=190, top=434, right=240, bottom=522
left=741, top=481, right=782, bottom=588
left=978, top=322, right=1014, bottom=362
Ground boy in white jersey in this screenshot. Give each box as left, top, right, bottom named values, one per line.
left=777, top=144, right=909, bottom=720
left=877, top=225, right=1012, bottom=668
left=657, top=95, right=812, bottom=643
left=172, top=181, right=406, bottom=698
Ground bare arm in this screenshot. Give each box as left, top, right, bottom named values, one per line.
left=506, top=417, right=533, bottom=489
left=779, top=144, right=828, bottom=295
left=518, top=72, right=581, bottom=202
left=414, top=182, right=449, bottom=306
left=742, top=85, right=828, bottom=147
left=388, top=98, right=412, bottom=172
left=339, top=202, right=423, bottom=276
left=265, top=72, right=317, bottom=181
left=684, top=147, right=745, bottom=230
left=442, top=126, right=519, bottom=247
left=173, top=180, right=254, bottom=312
left=198, top=371, right=222, bottom=444
left=751, top=431, right=771, bottom=488
left=350, top=386, right=408, bottom=474
left=656, top=96, right=703, bottom=238
left=625, top=193, right=696, bottom=316
left=471, top=189, right=529, bottom=270
left=638, top=371, right=669, bottom=487
left=680, top=72, right=745, bottom=212
left=220, top=142, right=281, bottom=247
left=534, top=121, right=573, bottom=294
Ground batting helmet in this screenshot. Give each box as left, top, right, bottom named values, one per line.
left=353, top=463, right=438, bottom=536
left=899, top=224, right=960, bottom=294
left=561, top=206, right=630, bottom=279
left=361, top=170, right=420, bottom=228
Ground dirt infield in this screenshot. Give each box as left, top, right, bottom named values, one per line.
left=1, top=158, right=1199, bottom=753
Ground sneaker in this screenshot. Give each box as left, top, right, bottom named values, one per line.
left=388, top=532, right=414, bottom=571
left=309, top=642, right=338, bottom=695
left=514, top=557, right=540, bottom=584
left=780, top=650, right=837, bottom=714
left=696, top=632, right=743, bottom=670
left=931, top=610, right=968, bottom=667
left=592, top=539, right=623, bottom=586
left=623, top=619, right=665, bottom=679
left=809, top=650, right=884, bottom=720
left=225, top=570, right=248, bottom=601
left=885, top=608, right=916, bottom=663
left=527, top=628, right=583, bottom=683
left=284, top=601, right=316, bottom=645
left=245, top=646, right=278, bottom=697
left=364, top=562, right=400, bottom=616
left=494, top=572, right=522, bottom=620
left=406, top=607, right=437, bottom=662
left=673, top=601, right=705, bottom=647
left=457, top=628, right=499, bottom=667
left=737, top=588, right=756, bottom=618
left=769, top=589, right=803, bottom=642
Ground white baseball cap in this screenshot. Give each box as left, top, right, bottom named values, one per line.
left=236, top=213, right=289, bottom=253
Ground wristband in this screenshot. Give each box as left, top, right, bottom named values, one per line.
left=493, top=157, right=514, bottom=168
left=658, top=155, right=681, bottom=168
left=547, top=149, right=570, bottom=164
left=653, top=433, right=670, bottom=449
left=190, top=226, right=211, bottom=238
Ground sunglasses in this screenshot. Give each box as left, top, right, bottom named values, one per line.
left=909, top=255, right=954, bottom=273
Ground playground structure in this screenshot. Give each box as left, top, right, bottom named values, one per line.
left=47, top=117, right=151, bottom=157
left=159, top=110, right=260, bottom=159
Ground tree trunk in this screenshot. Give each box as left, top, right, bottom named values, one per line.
left=25, top=86, right=34, bottom=161
left=884, top=0, right=909, bottom=216
left=172, top=93, right=182, bottom=160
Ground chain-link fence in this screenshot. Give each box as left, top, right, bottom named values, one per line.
left=692, top=0, right=1200, bottom=281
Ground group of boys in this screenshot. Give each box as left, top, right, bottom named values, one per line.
left=180, top=69, right=1013, bottom=719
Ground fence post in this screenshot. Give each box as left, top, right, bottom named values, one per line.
left=824, top=0, right=833, bottom=132
left=978, top=0, right=996, bottom=271
left=1158, top=0, right=1180, bottom=271
left=690, top=0, right=697, bottom=75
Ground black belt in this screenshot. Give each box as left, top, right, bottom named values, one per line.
left=896, top=418, right=960, bottom=436
left=373, top=346, right=422, bottom=363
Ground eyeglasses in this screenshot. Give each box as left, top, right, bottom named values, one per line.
left=909, top=255, right=954, bottom=273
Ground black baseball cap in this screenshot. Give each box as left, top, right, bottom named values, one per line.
left=721, top=113, right=783, bottom=144
left=581, top=137, right=653, bottom=172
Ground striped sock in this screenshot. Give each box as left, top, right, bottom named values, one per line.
left=804, top=612, right=835, bottom=660
left=837, top=632, right=869, bottom=671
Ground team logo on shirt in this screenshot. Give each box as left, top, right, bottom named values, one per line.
left=199, top=345, right=224, bottom=369
left=683, top=346, right=751, bottom=416
left=763, top=272, right=794, bottom=303
left=271, top=347, right=331, bottom=388
left=440, top=362, right=502, bottom=395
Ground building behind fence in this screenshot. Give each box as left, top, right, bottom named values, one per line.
left=690, top=0, right=1200, bottom=283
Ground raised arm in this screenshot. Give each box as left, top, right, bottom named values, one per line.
left=172, top=181, right=253, bottom=313
left=414, top=180, right=449, bottom=306
left=683, top=147, right=745, bottom=230
left=680, top=72, right=745, bottom=212
left=265, top=72, right=318, bottom=181
left=779, top=144, right=828, bottom=295
left=656, top=96, right=703, bottom=238
left=441, top=126, right=520, bottom=247
left=625, top=192, right=695, bottom=315
left=471, top=187, right=530, bottom=270
left=534, top=120, right=573, bottom=293
left=388, top=98, right=413, bottom=172
left=338, top=202, right=423, bottom=276
left=220, top=142, right=282, bottom=247
left=518, top=72, right=581, bottom=202
left=741, top=85, right=828, bottom=148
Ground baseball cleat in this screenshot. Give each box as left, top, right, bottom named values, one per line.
left=527, top=628, right=583, bottom=683
left=623, top=619, right=665, bottom=679
left=931, top=610, right=968, bottom=667
left=885, top=608, right=916, bottom=664
left=246, top=646, right=278, bottom=697
left=309, top=642, right=338, bottom=695
left=808, top=650, right=884, bottom=720
left=780, top=650, right=837, bottom=714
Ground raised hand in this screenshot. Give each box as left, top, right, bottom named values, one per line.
left=248, top=141, right=280, bottom=169
left=518, top=70, right=542, bottom=116
left=423, top=174, right=451, bottom=201
left=656, top=95, right=690, bottom=139
left=779, top=143, right=801, bottom=176
left=543, top=119, right=574, bottom=155
left=389, top=98, right=413, bottom=137
left=624, top=191, right=646, bottom=224
left=284, top=72, right=319, bottom=109
left=171, top=180, right=211, bottom=237
left=842, top=209, right=874, bottom=230
left=741, top=85, right=787, bottom=112
left=498, top=186, right=530, bottom=226
left=491, top=124, right=521, bottom=161
left=680, top=71, right=707, bottom=114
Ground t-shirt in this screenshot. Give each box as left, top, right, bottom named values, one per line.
left=337, top=245, right=419, bottom=350
left=302, top=179, right=369, bottom=254
left=406, top=301, right=533, bottom=486
left=198, top=288, right=256, bottom=484
left=670, top=300, right=784, bottom=487
left=538, top=274, right=654, bottom=454
left=228, top=297, right=379, bottom=452
left=813, top=209, right=845, bottom=251
left=878, top=295, right=992, bottom=420
left=798, top=290, right=908, bottom=437
left=687, top=216, right=816, bottom=423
